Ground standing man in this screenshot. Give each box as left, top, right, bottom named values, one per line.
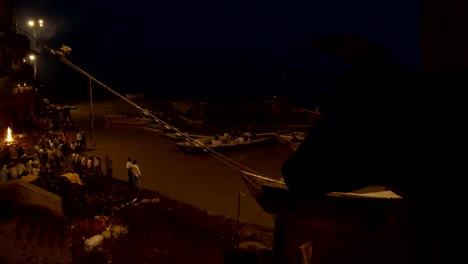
left=93, top=156, right=101, bottom=178
left=81, top=131, right=87, bottom=149
left=76, top=131, right=82, bottom=148
left=126, top=158, right=133, bottom=188
left=105, top=155, right=113, bottom=178
left=131, top=160, right=142, bottom=191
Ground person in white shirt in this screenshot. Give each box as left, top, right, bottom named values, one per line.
left=93, top=156, right=101, bottom=177
left=81, top=154, right=87, bottom=167
left=87, top=157, right=93, bottom=169
left=9, top=163, right=18, bottom=179
left=17, top=163, right=28, bottom=176
left=1, top=165, right=9, bottom=181
left=76, top=132, right=82, bottom=147
left=32, top=164, right=40, bottom=176
left=74, top=153, right=80, bottom=164
left=126, top=158, right=134, bottom=188
left=131, top=160, right=142, bottom=191
left=26, top=160, right=34, bottom=172
left=46, top=148, right=55, bottom=166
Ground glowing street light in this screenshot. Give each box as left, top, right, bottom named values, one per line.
left=29, top=55, right=36, bottom=78
left=27, top=19, right=44, bottom=50
left=27, top=18, right=44, bottom=79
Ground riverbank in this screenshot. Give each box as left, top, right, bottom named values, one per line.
left=51, top=96, right=279, bottom=263
left=0, top=92, right=276, bottom=263
left=34, top=176, right=274, bottom=264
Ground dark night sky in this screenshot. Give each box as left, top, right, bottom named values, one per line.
left=14, top=0, right=421, bottom=98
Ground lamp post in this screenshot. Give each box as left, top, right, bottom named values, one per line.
left=27, top=19, right=44, bottom=50
left=27, top=19, right=43, bottom=80
left=29, top=55, right=36, bottom=80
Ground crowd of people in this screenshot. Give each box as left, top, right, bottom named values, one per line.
left=0, top=97, right=150, bottom=194
left=1, top=108, right=114, bottom=184
left=0, top=129, right=113, bottom=184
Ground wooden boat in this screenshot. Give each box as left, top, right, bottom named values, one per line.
left=239, top=170, right=402, bottom=214
left=170, top=101, right=194, bottom=114
left=125, top=93, right=145, bottom=99
left=144, top=124, right=211, bottom=140
left=55, top=105, right=77, bottom=110
left=223, top=124, right=312, bottom=129
left=178, top=114, right=206, bottom=125
left=143, top=123, right=172, bottom=132
left=176, top=135, right=273, bottom=154
left=161, top=132, right=212, bottom=140
left=275, top=133, right=305, bottom=151
left=104, top=114, right=152, bottom=126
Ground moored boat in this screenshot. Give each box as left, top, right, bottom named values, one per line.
left=275, top=133, right=305, bottom=151
left=143, top=123, right=172, bottom=132
left=104, top=114, right=152, bottom=126
left=161, top=132, right=213, bottom=140
left=125, top=93, right=145, bottom=99
left=239, top=170, right=402, bottom=215
left=176, top=134, right=274, bottom=154
left=177, top=114, right=206, bottom=125
left=223, top=124, right=312, bottom=129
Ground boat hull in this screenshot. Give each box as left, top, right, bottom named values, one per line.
left=177, top=114, right=206, bottom=125
left=143, top=124, right=171, bottom=133
left=143, top=126, right=164, bottom=132
left=162, top=133, right=212, bottom=140
left=104, top=115, right=152, bottom=126
left=176, top=137, right=273, bottom=154
left=275, top=134, right=305, bottom=151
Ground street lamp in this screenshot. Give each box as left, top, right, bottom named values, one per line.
left=28, top=19, right=44, bottom=50
left=27, top=19, right=43, bottom=80
left=29, top=55, right=36, bottom=79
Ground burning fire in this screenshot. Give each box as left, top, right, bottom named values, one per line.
left=6, top=127, right=13, bottom=142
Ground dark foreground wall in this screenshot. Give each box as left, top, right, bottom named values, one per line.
left=272, top=195, right=444, bottom=264
left=422, top=0, right=468, bottom=72
left=0, top=180, right=72, bottom=264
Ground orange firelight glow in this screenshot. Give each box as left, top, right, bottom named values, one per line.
left=6, top=127, right=13, bottom=142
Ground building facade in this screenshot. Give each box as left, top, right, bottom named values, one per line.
left=1, top=0, right=36, bottom=93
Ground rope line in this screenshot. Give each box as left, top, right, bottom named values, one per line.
left=53, top=52, right=273, bottom=227
left=12, top=22, right=264, bottom=177
left=89, top=78, right=97, bottom=147
left=12, top=22, right=275, bottom=226
left=47, top=49, right=264, bottom=176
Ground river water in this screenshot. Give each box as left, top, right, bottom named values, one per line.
left=71, top=98, right=293, bottom=228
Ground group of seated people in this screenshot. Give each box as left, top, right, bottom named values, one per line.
left=210, top=132, right=258, bottom=146
left=1, top=158, right=41, bottom=181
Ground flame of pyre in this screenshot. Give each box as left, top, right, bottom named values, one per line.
left=6, top=127, right=13, bottom=142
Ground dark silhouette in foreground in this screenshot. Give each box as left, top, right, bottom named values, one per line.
left=281, top=34, right=463, bottom=262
